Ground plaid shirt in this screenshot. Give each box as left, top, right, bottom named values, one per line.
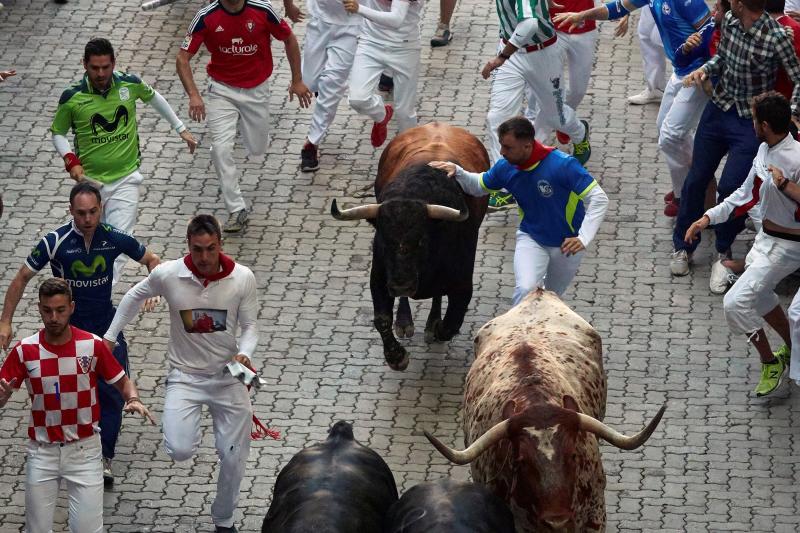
left=703, top=11, right=800, bottom=118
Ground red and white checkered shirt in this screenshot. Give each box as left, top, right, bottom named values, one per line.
left=0, top=326, right=125, bottom=443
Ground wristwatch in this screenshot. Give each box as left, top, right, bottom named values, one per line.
left=498, top=52, right=511, bottom=60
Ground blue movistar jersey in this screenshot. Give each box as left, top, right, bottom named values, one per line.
left=630, top=0, right=710, bottom=76
left=25, top=221, right=145, bottom=317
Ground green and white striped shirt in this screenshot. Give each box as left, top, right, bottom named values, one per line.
left=494, top=0, right=555, bottom=46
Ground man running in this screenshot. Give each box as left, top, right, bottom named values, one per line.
left=0, top=182, right=160, bottom=486
left=0, top=278, right=154, bottom=533
left=104, top=214, right=259, bottom=533
left=430, top=116, right=608, bottom=303
left=52, top=38, right=196, bottom=281
left=176, top=0, right=312, bottom=233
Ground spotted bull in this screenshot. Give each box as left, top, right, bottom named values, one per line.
left=385, top=478, right=516, bottom=533
left=261, top=421, right=398, bottom=533
left=331, top=122, right=489, bottom=370
left=424, top=290, right=666, bottom=532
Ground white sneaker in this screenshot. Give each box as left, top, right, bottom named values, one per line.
left=670, top=250, right=691, bottom=276
left=709, top=255, right=736, bottom=294
left=628, top=88, right=664, bottom=105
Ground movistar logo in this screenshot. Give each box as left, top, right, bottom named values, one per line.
left=31, top=249, right=41, bottom=258
left=91, top=106, right=128, bottom=135
left=70, top=256, right=106, bottom=278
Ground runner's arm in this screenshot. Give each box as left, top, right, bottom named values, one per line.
left=453, top=165, right=492, bottom=197
left=705, top=165, right=759, bottom=224
left=0, top=266, right=37, bottom=349
left=236, top=271, right=259, bottom=362
left=577, top=185, right=609, bottom=247
left=344, top=0, right=411, bottom=28
left=104, top=274, right=160, bottom=342
left=138, top=250, right=160, bottom=272
left=52, top=134, right=71, bottom=157
left=147, top=91, right=187, bottom=134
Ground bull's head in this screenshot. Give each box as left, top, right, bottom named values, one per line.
left=425, top=398, right=666, bottom=531
left=331, top=199, right=468, bottom=297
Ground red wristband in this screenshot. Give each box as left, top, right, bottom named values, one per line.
left=64, top=153, right=81, bottom=172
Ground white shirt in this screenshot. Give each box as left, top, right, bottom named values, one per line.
left=359, top=0, right=424, bottom=46
left=706, top=134, right=800, bottom=231
left=105, top=258, right=259, bottom=376
left=307, top=0, right=362, bottom=26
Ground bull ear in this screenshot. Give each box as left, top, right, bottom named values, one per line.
left=502, top=400, right=519, bottom=420
left=562, top=395, right=581, bottom=413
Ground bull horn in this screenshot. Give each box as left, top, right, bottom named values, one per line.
left=426, top=204, right=469, bottom=222
left=577, top=403, right=667, bottom=450
left=330, top=199, right=381, bottom=221
left=424, top=419, right=510, bottom=465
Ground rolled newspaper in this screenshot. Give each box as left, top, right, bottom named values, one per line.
left=142, top=0, right=179, bottom=10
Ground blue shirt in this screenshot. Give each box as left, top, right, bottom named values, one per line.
left=481, top=150, right=598, bottom=247
left=25, top=221, right=146, bottom=316
left=630, top=0, right=710, bottom=76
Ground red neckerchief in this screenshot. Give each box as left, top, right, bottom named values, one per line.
left=515, top=141, right=556, bottom=170
left=183, top=253, right=235, bottom=287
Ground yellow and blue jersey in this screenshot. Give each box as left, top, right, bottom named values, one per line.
left=480, top=150, right=598, bottom=247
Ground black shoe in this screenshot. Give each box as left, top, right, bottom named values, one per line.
left=300, top=142, right=319, bottom=172
left=379, top=74, right=394, bottom=93
left=215, top=527, right=237, bottom=533
left=54, top=0, right=68, bottom=3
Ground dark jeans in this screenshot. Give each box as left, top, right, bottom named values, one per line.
left=673, top=102, right=761, bottom=254
left=72, top=309, right=129, bottom=460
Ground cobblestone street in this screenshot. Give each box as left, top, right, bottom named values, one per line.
left=1, top=0, right=800, bottom=531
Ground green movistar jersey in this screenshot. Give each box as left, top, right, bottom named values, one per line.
left=51, top=71, right=155, bottom=184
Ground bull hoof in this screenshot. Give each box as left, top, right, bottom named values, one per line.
left=425, top=320, right=457, bottom=343
left=394, top=320, right=415, bottom=338
left=385, top=345, right=409, bottom=371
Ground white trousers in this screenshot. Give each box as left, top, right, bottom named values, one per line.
left=524, top=31, right=598, bottom=139
left=207, top=78, right=270, bottom=214
left=162, top=367, right=252, bottom=528
left=303, top=18, right=359, bottom=146
left=789, top=287, right=800, bottom=381
left=348, top=39, right=421, bottom=133
left=724, top=232, right=800, bottom=335
left=637, top=9, right=667, bottom=93
left=512, top=230, right=584, bottom=305
left=25, top=434, right=104, bottom=533
left=487, top=43, right=585, bottom=164
left=655, top=73, right=708, bottom=197
left=100, top=169, right=144, bottom=283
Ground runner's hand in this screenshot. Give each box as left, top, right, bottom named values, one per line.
left=561, top=237, right=585, bottom=256
left=683, top=68, right=707, bottom=88
left=428, top=161, right=457, bottom=177
left=103, top=338, right=116, bottom=354
left=614, top=15, right=629, bottom=37
left=681, top=32, right=701, bottom=53
left=0, top=69, right=16, bottom=82
left=0, top=321, right=12, bottom=350
left=69, top=165, right=86, bottom=182
left=481, top=56, right=505, bottom=80
left=233, top=354, right=253, bottom=370
left=189, top=94, right=205, bottom=122
left=180, top=130, right=198, bottom=154
left=142, top=296, right=162, bottom=313
left=124, top=398, right=156, bottom=425
left=288, top=80, right=313, bottom=108
left=284, top=1, right=305, bottom=21
left=684, top=215, right=710, bottom=243
left=342, top=0, right=359, bottom=13
left=0, top=378, right=16, bottom=404
left=552, top=12, right=584, bottom=32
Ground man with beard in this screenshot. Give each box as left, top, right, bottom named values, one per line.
left=0, top=278, right=154, bottom=533
left=0, top=182, right=160, bottom=486
left=104, top=214, right=259, bottom=533
left=429, top=116, right=608, bottom=303
left=52, top=38, right=197, bottom=281
left=684, top=93, right=800, bottom=397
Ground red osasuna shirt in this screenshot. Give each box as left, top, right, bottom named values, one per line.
left=181, top=0, right=293, bottom=89
left=0, top=326, right=124, bottom=444
left=775, top=15, right=800, bottom=101
left=550, top=0, right=597, bottom=34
